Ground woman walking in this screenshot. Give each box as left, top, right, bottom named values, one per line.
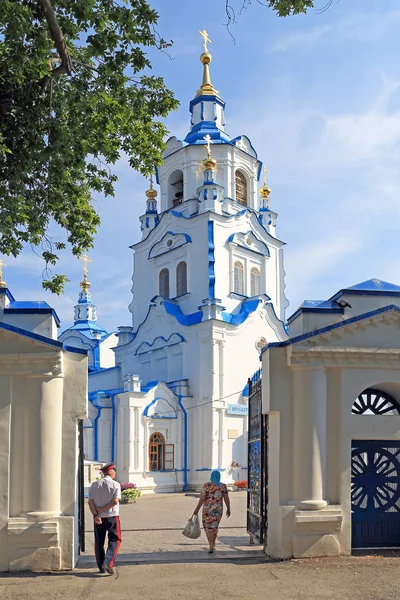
left=193, top=470, right=231, bottom=553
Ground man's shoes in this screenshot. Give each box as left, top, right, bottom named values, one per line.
left=99, top=566, right=106, bottom=574
left=103, top=563, right=115, bottom=575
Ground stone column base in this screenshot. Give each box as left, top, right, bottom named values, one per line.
left=293, top=507, right=343, bottom=558
left=6, top=516, right=75, bottom=572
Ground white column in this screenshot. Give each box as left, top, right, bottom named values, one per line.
left=128, top=405, right=135, bottom=472
left=218, top=408, right=226, bottom=469
left=211, top=408, right=219, bottom=469
left=292, top=366, right=327, bottom=510
left=134, top=407, right=141, bottom=471
left=218, top=341, right=225, bottom=401
left=28, top=375, right=64, bottom=518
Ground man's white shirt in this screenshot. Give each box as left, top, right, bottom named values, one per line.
left=89, top=476, right=121, bottom=517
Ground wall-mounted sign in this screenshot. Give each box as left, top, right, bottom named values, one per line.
left=227, top=404, right=248, bottom=416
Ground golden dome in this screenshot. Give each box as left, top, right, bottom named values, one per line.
left=259, top=184, right=271, bottom=199
left=146, top=186, right=157, bottom=200
left=80, top=274, right=91, bottom=293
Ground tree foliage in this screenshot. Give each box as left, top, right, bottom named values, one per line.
left=0, top=0, right=178, bottom=293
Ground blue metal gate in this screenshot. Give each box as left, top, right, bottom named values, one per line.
left=351, top=440, right=400, bottom=548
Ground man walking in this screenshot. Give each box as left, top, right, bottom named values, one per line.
left=88, top=462, right=122, bottom=575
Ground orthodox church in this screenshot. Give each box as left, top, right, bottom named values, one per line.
left=60, top=33, right=289, bottom=492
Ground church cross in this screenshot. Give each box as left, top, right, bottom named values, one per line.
left=0, top=259, right=6, bottom=283
left=262, top=165, right=268, bottom=186
left=79, top=253, right=91, bottom=277
left=204, top=134, right=212, bottom=158
left=199, top=29, right=211, bottom=53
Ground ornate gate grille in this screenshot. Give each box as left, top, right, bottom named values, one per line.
left=247, top=370, right=267, bottom=543
left=352, top=440, right=400, bottom=548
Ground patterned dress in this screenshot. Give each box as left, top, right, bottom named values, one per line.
left=201, top=482, right=228, bottom=532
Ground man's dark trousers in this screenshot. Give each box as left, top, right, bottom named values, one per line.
left=94, top=516, right=122, bottom=569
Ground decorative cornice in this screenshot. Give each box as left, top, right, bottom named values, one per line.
left=289, top=346, right=400, bottom=367
left=0, top=351, right=63, bottom=376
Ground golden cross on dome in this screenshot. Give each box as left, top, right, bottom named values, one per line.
left=199, top=29, right=211, bottom=53
left=262, top=165, right=268, bottom=186
left=149, top=172, right=154, bottom=189
left=204, top=134, right=212, bottom=158
left=79, top=253, right=91, bottom=277
left=0, top=258, right=6, bottom=288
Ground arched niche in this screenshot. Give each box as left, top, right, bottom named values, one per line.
left=168, top=169, right=184, bottom=208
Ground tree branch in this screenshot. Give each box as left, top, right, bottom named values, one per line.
left=37, top=0, right=72, bottom=75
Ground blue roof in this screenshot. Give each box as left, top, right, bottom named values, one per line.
left=264, top=304, right=400, bottom=352
left=61, top=321, right=108, bottom=339
left=4, top=301, right=61, bottom=326
left=0, top=321, right=87, bottom=354
left=344, top=279, right=400, bottom=293
left=287, top=300, right=343, bottom=324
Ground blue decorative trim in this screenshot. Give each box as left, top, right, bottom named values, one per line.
left=189, top=94, right=225, bottom=111
left=148, top=231, right=192, bottom=260
left=90, top=388, right=124, bottom=462
left=92, top=341, right=100, bottom=370
left=287, top=305, right=343, bottom=324
left=135, top=333, right=185, bottom=356
left=208, top=220, right=215, bottom=300
left=222, top=298, right=261, bottom=325
left=0, top=288, right=16, bottom=302
left=64, top=345, right=88, bottom=356
left=195, top=468, right=227, bottom=471
left=184, top=122, right=231, bottom=145
left=163, top=300, right=203, bottom=326
left=143, top=396, right=177, bottom=419
left=0, top=321, right=87, bottom=354
left=263, top=304, right=400, bottom=353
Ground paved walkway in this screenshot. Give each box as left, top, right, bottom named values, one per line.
left=80, top=490, right=263, bottom=565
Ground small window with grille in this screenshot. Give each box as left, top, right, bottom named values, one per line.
left=159, top=268, right=170, bottom=298
left=176, top=261, right=187, bottom=296
left=235, top=171, right=247, bottom=205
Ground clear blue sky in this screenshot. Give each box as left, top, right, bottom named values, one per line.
left=4, top=0, right=400, bottom=333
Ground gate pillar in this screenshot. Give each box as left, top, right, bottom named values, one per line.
left=292, top=366, right=327, bottom=510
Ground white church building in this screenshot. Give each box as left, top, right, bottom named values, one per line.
left=60, top=37, right=289, bottom=492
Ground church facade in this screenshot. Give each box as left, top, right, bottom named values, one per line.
left=65, top=38, right=289, bottom=492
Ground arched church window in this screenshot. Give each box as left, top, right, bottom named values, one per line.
left=352, top=388, right=400, bottom=415
left=149, top=432, right=175, bottom=471
left=234, top=261, right=244, bottom=295
left=149, top=432, right=165, bottom=471
left=235, top=170, right=247, bottom=206
left=159, top=269, right=170, bottom=298
left=176, top=261, right=187, bottom=296
left=250, top=267, right=260, bottom=296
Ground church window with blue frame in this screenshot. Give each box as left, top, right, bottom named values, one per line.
left=159, top=268, right=170, bottom=298
left=250, top=267, right=260, bottom=296
left=235, top=170, right=247, bottom=205
left=234, top=261, right=244, bottom=295
left=176, top=261, right=187, bottom=296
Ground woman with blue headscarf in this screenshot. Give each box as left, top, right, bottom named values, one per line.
left=193, top=470, right=231, bottom=553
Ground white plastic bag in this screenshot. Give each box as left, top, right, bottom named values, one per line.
left=182, top=514, right=201, bottom=539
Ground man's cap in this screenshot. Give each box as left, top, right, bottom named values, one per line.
left=100, top=462, right=116, bottom=472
